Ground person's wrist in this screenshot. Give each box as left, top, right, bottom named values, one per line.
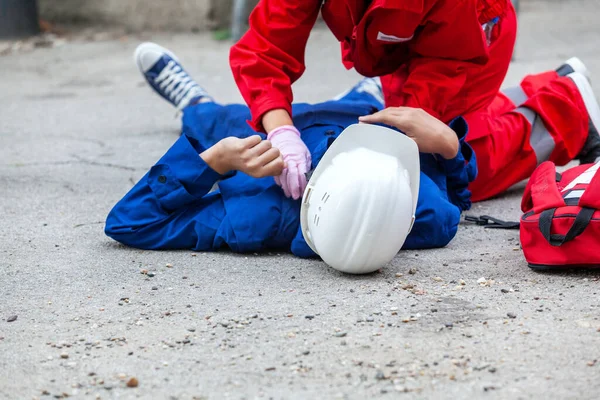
left=263, top=109, right=293, bottom=133
left=437, top=127, right=460, bottom=159
left=200, top=142, right=231, bottom=174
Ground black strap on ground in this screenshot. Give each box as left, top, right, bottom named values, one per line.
left=464, top=215, right=520, bottom=229
left=538, top=207, right=595, bottom=246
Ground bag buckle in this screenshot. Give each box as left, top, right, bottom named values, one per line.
left=464, top=215, right=520, bottom=230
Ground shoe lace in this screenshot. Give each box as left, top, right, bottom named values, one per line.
left=154, top=60, right=205, bottom=109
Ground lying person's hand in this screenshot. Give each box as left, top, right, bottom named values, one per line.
left=201, top=135, right=285, bottom=178
left=359, top=107, right=459, bottom=159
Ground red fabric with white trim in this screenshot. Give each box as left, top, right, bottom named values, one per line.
left=520, top=162, right=600, bottom=268
left=467, top=71, right=589, bottom=202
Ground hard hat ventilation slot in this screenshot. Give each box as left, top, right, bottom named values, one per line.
left=303, top=188, right=312, bottom=204
left=322, top=192, right=330, bottom=203
left=314, top=214, right=320, bottom=226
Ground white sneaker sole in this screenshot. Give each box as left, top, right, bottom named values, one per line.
left=565, top=57, right=591, bottom=82
left=568, top=71, right=600, bottom=134
left=134, top=42, right=180, bottom=75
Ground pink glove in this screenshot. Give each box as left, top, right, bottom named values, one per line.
left=267, top=125, right=312, bottom=200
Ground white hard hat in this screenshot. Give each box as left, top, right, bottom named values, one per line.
left=300, top=123, right=420, bottom=274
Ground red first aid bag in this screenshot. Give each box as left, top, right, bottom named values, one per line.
left=520, top=161, right=600, bottom=269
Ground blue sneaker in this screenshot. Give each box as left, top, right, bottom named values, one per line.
left=134, top=42, right=213, bottom=110
left=332, top=77, right=384, bottom=106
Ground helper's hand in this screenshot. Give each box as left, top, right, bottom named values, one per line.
left=201, top=135, right=285, bottom=178
left=359, top=107, right=459, bottom=159
left=268, top=125, right=312, bottom=200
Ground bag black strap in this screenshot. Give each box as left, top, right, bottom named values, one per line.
left=538, top=207, right=595, bottom=246
left=464, top=215, right=520, bottom=229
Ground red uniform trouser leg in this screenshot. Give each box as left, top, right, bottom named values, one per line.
left=467, top=71, right=589, bottom=202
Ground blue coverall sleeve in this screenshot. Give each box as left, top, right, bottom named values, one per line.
left=403, top=117, right=477, bottom=249
left=437, top=117, right=477, bottom=211
left=105, top=134, right=227, bottom=250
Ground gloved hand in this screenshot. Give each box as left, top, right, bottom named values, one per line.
left=267, top=125, right=312, bottom=200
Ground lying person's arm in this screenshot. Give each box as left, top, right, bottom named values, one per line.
left=433, top=117, right=477, bottom=212
left=105, top=134, right=284, bottom=250
left=404, top=116, right=477, bottom=250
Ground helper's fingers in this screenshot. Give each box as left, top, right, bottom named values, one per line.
left=304, top=153, right=312, bottom=169
left=359, top=110, right=412, bottom=131
left=285, top=162, right=303, bottom=200
left=296, top=169, right=308, bottom=200
left=359, top=108, right=402, bottom=123
left=360, top=107, right=408, bottom=118
left=279, top=168, right=292, bottom=198
left=358, top=110, right=387, bottom=124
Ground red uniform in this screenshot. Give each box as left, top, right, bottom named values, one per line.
left=459, top=2, right=589, bottom=201
left=230, top=0, right=590, bottom=203
left=467, top=72, right=589, bottom=202
left=230, top=0, right=509, bottom=130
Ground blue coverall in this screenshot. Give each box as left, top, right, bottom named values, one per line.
left=105, top=89, right=477, bottom=256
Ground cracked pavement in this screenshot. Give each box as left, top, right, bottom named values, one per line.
left=2, top=1, right=600, bottom=399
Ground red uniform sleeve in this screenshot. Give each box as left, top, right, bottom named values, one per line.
left=229, top=0, right=322, bottom=132
left=391, top=56, right=470, bottom=121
